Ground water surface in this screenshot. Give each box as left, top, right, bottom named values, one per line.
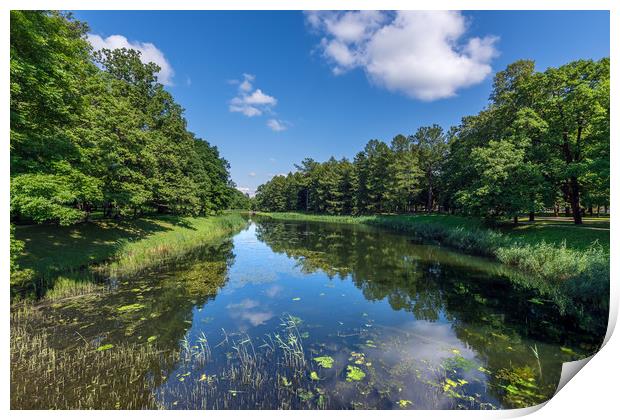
left=23, top=218, right=599, bottom=409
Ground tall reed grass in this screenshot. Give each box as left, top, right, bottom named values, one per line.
left=108, top=213, right=247, bottom=277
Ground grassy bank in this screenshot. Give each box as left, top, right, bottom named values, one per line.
left=257, top=212, right=609, bottom=334
left=12, top=213, right=248, bottom=299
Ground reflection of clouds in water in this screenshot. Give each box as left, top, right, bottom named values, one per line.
left=264, top=285, right=283, bottom=298
left=355, top=320, right=489, bottom=408
left=226, top=298, right=259, bottom=310
left=374, top=320, right=475, bottom=365
left=226, top=298, right=274, bottom=327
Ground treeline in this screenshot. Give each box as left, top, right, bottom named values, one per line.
left=10, top=11, right=244, bottom=226
left=255, top=59, right=609, bottom=225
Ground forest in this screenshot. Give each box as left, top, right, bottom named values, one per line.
left=10, top=10, right=250, bottom=227
left=254, top=58, right=610, bottom=225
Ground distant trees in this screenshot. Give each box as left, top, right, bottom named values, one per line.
left=10, top=11, right=238, bottom=226
left=255, top=58, right=609, bottom=224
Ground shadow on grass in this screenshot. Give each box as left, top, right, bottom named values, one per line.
left=12, top=217, right=184, bottom=297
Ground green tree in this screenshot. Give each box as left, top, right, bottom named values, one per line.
left=413, top=125, right=448, bottom=212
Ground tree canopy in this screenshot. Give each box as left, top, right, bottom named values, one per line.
left=11, top=11, right=239, bottom=226
left=255, top=57, right=609, bottom=225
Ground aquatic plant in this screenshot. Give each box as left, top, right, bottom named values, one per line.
left=313, top=356, right=334, bottom=369
left=345, top=365, right=366, bottom=382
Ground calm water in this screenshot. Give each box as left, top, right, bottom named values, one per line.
left=25, top=218, right=600, bottom=409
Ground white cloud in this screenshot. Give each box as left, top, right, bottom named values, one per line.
left=305, top=11, right=499, bottom=101
left=87, top=34, right=175, bottom=86
left=236, top=186, right=256, bottom=197
left=229, top=74, right=278, bottom=117
left=248, top=171, right=256, bottom=177
left=267, top=119, right=288, bottom=132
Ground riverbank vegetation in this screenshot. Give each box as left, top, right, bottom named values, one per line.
left=12, top=213, right=247, bottom=299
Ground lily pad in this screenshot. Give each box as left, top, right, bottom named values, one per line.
left=346, top=365, right=366, bottom=382
left=398, top=400, right=412, bottom=408
left=314, top=356, right=334, bottom=369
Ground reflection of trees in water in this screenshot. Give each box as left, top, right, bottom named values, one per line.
left=255, top=221, right=570, bottom=335
left=255, top=220, right=597, bottom=408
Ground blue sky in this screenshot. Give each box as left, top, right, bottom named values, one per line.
left=73, top=10, right=610, bottom=196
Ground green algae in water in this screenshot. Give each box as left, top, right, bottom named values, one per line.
left=346, top=365, right=366, bottom=382
left=117, top=303, right=146, bottom=312
left=313, top=356, right=334, bottom=369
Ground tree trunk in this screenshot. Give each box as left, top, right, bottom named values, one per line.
left=529, top=212, right=535, bottom=222
left=588, top=206, right=593, bottom=216
left=569, top=176, right=583, bottom=224
left=513, top=215, right=519, bottom=225
left=426, top=171, right=433, bottom=213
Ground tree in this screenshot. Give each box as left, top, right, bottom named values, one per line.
left=412, top=125, right=447, bottom=212
left=533, top=58, right=609, bottom=224
left=11, top=11, right=237, bottom=224
left=386, top=135, right=422, bottom=213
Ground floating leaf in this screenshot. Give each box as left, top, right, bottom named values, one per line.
left=96, top=344, right=114, bottom=351
left=346, top=365, right=366, bottom=382
left=310, top=371, right=320, bottom=381
left=298, top=389, right=313, bottom=401
left=560, top=347, right=578, bottom=357
left=292, top=297, right=301, bottom=301
left=478, top=366, right=492, bottom=374
left=147, top=335, right=157, bottom=343
left=397, top=400, right=412, bottom=408
left=314, top=356, right=334, bottom=369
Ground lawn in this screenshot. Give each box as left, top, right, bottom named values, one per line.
left=12, top=213, right=248, bottom=298
left=506, top=216, right=609, bottom=251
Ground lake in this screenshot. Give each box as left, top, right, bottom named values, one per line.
left=13, top=217, right=600, bottom=409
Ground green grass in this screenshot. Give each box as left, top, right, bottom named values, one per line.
left=505, top=216, right=609, bottom=251
left=12, top=213, right=248, bottom=299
